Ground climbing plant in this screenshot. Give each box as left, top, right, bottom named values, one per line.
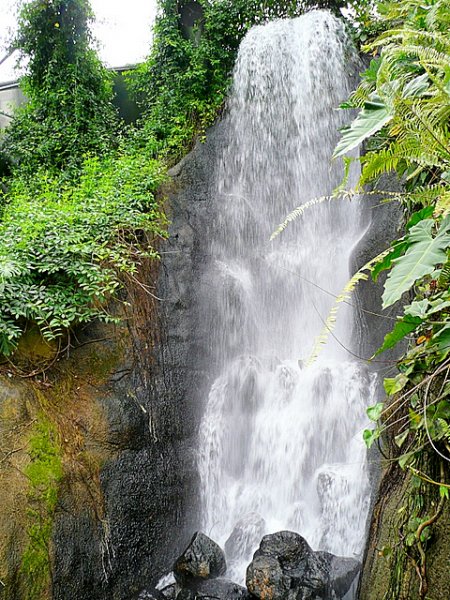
left=0, top=1, right=166, bottom=358
left=0, top=0, right=118, bottom=173
left=127, top=0, right=374, bottom=161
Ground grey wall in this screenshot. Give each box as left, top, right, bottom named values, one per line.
left=0, top=83, right=25, bottom=129
left=0, top=69, right=141, bottom=130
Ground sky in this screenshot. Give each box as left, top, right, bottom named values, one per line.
left=0, top=0, right=158, bottom=83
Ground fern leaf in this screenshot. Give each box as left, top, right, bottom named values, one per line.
left=270, top=194, right=333, bottom=241
left=306, top=248, right=392, bottom=365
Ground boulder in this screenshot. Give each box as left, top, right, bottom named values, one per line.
left=246, top=531, right=359, bottom=600
left=247, top=554, right=289, bottom=599
left=191, top=577, right=251, bottom=599
left=174, top=532, right=227, bottom=587
left=318, top=553, right=360, bottom=598
left=160, top=584, right=178, bottom=599
left=225, top=513, right=266, bottom=562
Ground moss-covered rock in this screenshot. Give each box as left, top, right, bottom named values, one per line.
left=359, top=457, right=450, bottom=600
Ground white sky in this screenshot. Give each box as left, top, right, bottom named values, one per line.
left=0, top=0, right=158, bottom=83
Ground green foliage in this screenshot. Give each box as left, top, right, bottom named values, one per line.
left=20, top=416, right=63, bottom=600
left=332, top=2, right=450, bottom=594
left=382, top=218, right=450, bottom=307
left=375, top=315, right=423, bottom=356
left=0, top=153, right=166, bottom=355
left=127, top=0, right=363, bottom=161
left=1, top=0, right=118, bottom=173
left=333, top=96, right=392, bottom=158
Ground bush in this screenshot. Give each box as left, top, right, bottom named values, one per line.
left=0, top=153, right=166, bottom=354
left=1, top=0, right=118, bottom=173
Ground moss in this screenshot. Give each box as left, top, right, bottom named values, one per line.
left=360, top=457, right=450, bottom=600
left=19, top=416, right=63, bottom=600
left=0, top=312, right=135, bottom=598
left=15, top=327, right=59, bottom=364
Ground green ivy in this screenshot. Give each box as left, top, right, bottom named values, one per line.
left=1, top=0, right=119, bottom=174
left=0, top=153, right=166, bottom=355
left=126, top=0, right=369, bottom=162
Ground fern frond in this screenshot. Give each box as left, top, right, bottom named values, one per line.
left=270, top=194, right=333, bottom=241
left=360, top=147, right=400, bottom=186
left=306, top=248, right=393, bottom=366
left=426, top=1, right=450, bottom=31
left=385, top=45, right=450, bottom=71
left=408, top=102, right=450, bottom=160
left=434, top=191, right=450, bottom=217
left=369, top=30, right=450, bottom=54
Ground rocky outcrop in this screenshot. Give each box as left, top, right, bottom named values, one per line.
left=174, top=532, right=227, bottom=586
left=0, top=127, right=225, bottom=600
left=246, top=531, right=359, bottom=600
left=137, top=531, right=359, bottom=600
left=177, top=578, right=250, bottom=600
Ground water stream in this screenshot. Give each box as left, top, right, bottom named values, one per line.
left=198, top=10, right=376, bottom=582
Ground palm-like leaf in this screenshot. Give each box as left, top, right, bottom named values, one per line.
left=382, top=218, right=450, bottom=308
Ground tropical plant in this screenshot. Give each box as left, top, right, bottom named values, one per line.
left=275, top=1, right=450, bottom=596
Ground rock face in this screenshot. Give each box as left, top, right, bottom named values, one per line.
left=0, top=127, right=224, bottom=600
left=358, top=460, right=450, bottom=599
left=351, top=174, right=405, bottom=361
left=246, top=531, right=360, bottom=600
left=174, top=532, right=227, bottom=586
left=135, top=589, right=167, bottom=600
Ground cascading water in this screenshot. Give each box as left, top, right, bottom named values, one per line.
left=198, top=10, right=376, bottom=582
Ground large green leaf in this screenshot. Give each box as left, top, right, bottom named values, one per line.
left=372, top=239, right=408, bottom=282
left=375, top=315, right=423, bottom=356
left=382, top=219, right=450, bottom=308
left=333, top=96, right=392, bottom=159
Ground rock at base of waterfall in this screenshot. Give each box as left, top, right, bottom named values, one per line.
left=173, top=532, right=227, bottom=587
left=225, top=513, right=266, bottom=562
left=246, top=531, right=360, bottom=600
left=246, top=554, right=290, bottom=599
left=177, top=577, right=251, bottom=599
left=317, top=552, right=361, bottom=598
left=160, top=583, right=178, bottom=599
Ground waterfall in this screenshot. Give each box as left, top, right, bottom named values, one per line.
left=197, top=10, right=376, bottom=582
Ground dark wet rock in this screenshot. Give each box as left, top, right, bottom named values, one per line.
left=225, top=513, right=266, bottom=562
left=174, top=532, right=227, bottom=586
left=326, top=554, right=360, bottom=598
left=135, top=588, right=166, bottom=600
left=247, top=531, right=359, bottom=600
left=192, top=577, right=251, bottom=599
left=161, top=583, right=178, bottom=599
left=247, top=554, right=289, bottom=599
left=177, top=590, right=195, bottom=600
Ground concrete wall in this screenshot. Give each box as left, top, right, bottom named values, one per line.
left=0, top=82, right=25, bottom=129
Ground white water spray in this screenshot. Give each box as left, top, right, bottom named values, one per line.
left=198, top=11, right=375, bottom=581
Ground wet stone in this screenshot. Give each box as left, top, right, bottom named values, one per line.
left=192, top=577, right=251, bottom=599
left=247, top=531, right=331, bottom=600
left=174, top=532, right=227, bottom=587
left=135, top=588, right=166, bottom=600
